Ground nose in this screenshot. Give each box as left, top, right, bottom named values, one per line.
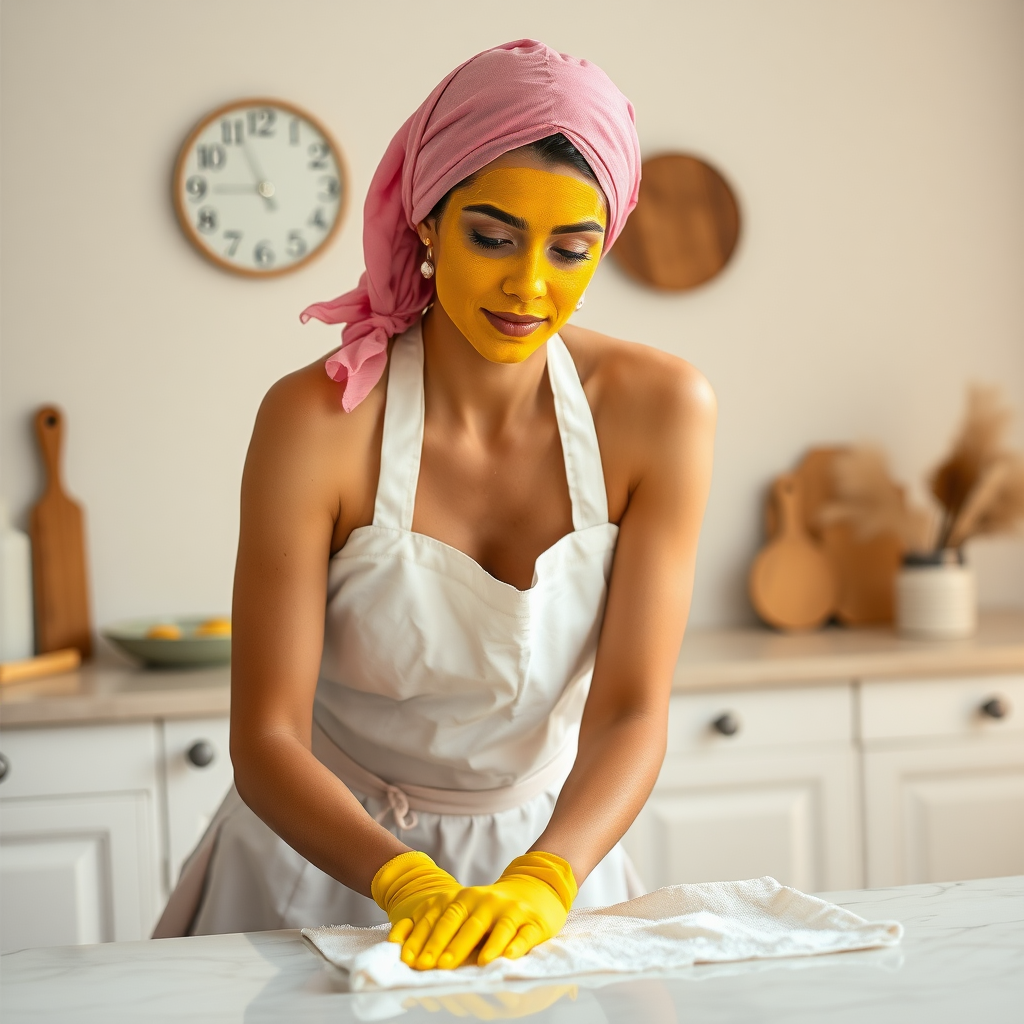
left=501, top=243, right=546, bottom=303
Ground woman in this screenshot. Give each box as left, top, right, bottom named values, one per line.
left=155, top=39, right=715, bottom=972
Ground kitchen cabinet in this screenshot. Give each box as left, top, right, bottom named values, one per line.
left=623, top=686, right=862, bottom=891
left=162, top=717, right=233, bottom=888
left=0, top=716, right=233, bottom=954
left=2, top=616, right=1022, bottom=951
left=861, top=674, right=1024, bottom=886
left=0, top=724, right=162, bottom=953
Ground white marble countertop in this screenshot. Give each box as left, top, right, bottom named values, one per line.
left=2, top=610, right=1022, bottom=728
left=673, top=608, right=1024, bottom=690
left=0, top=658, right=230, bottom=728
left=3, top=875, right=1022, bottom=1023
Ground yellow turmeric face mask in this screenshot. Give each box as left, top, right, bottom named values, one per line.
left=432, top=166, right=606, bottom=364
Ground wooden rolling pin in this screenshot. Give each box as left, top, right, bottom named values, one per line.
left=0, top=648, right=81, bottom=685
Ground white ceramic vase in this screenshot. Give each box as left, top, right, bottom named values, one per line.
left=0, top=499, right=35, bottom=662
left=896, top=552, right=976, bottom=639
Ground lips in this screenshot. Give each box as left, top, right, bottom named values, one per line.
left=482, top=309, right=547, bottom=338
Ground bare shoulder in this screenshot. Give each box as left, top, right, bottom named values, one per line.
left=254, top=355, right=383, bottom=446
left=244, top=352, right=386, bottom=542
left=559, top=325, right=716, bottom=484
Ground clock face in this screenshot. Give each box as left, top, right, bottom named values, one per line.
left=173, top=99, right=346, bottom=277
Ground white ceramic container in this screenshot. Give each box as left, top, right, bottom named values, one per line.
left=0, top=500, right=35, bottom=661
left=896, top=555, right=977, bottom=638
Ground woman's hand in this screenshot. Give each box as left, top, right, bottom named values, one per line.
left=372, top=851, right=464, bottom=947
left=404, top=852, right=577, bottom=970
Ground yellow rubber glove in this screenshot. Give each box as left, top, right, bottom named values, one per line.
left=407, top=851, right=578, bottom=971
left=371, top=851, right=463, bottom=952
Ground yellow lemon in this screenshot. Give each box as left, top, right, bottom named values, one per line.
left=195, top=617, right=231, bottom=638
left=146, top=623, right=182, bottom=640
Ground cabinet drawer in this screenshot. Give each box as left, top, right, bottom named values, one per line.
left=860, top=675, right=1024, bottom=743
left=666, top=685, right=853, bottom=754
left=0, top=723, right=159, bottom=798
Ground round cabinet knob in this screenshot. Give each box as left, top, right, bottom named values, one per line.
left=186, top=740, right=216, bottom=768
left=980, top=697, right=1009, bottom=720
left=0, top=753, right=9, bottom=782
left=712, top=712, right=740, bottom=737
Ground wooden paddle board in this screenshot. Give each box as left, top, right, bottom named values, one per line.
left=29, top=406, right=92, bottom=657
left=766, top=448, right=902, bottom=625
left=750, top=473, right=836, bottom=631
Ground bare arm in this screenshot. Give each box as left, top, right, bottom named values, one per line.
left=229, top=370, right=409, bottom=897
left=531, top=354, right=717, bottom=882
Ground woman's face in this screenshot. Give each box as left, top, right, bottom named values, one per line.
left=424, top=156, right=606, bottom=364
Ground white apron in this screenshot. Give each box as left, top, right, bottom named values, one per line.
left=154, top=323, right=640, bottom=939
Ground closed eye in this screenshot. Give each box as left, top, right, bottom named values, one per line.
left=552, top=247, right=591, bottom=263
left=470, top=229, right=511, bottom=250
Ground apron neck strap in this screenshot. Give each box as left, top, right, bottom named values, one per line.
left=372, top=326, right=609, bottom=532
left=372, top=323, right=425, bottom=531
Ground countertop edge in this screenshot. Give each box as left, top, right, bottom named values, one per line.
left=0, top=689, right=231, bottom=729
left=674, top=647, right=1024, bottom=691
left=3, top=613, right=1023, bottom=729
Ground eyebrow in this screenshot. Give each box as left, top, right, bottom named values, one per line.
left=463, top=204, right=527, bottom=231
left=463, top=204, right=605, bottom=236
left=552, top=219, right=605, bottom=235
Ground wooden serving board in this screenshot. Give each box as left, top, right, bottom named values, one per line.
left=749, top=473, right=836, bottom=631
left=29, top=406, right=92, bottom=656
left=766, top=448, right=902, bottom=626
left=611, top=153, right=741, bottom=291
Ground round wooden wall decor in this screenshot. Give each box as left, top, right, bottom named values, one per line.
left=611, top=153, right=740, bottom=291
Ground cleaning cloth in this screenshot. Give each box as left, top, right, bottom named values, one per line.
left=302, top=876, right=902, bottom=991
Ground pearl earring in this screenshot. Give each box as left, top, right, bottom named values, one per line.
left=575, top=291, right=587, bottom=311
left=420, top=241, right=435, bottom=279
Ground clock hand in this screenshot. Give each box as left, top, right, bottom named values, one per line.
left=240, top=140, right=277, bottom=211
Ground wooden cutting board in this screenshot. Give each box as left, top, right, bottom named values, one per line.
left=749, top=474, right=836, bottom=631
left=766, top=448, right=902, bottom=625
left=29, top=406, right=92, bottom=657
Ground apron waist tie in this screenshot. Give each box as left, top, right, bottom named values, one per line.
left=311, top=720, right=578, bottom=830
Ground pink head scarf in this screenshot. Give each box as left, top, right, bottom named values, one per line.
left=300, top=39, right=641, bottom=411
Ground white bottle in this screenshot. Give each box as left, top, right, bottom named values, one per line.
left=0, top=499, right=35, bottom=661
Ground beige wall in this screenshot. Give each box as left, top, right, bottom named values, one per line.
left=2, top=0, right=1022, bottom=631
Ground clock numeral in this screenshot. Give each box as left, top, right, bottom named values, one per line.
left=253, top=240, right=275, bottom=267
left=318, top=176, right=340, bottom=202
left=289, top=118, right=300, bottom=145
left=185, top=175, right=207, bottom=202
left=224, top=230, right=242, bottom=257
left=221, top=119, right=243, bottom=145
left=309, top=207, right=329, bottom=230
left=197, top=207, right=218, bottom=234
left=286, top=231, right=308, bottom=259
left=308, top=141, right=330, bottom=170
left=247, top=108, right=276, bottom=137
left=197, top=144, right=226, bottom=170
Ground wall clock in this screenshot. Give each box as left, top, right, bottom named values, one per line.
left=173, top=98, right=346, bottom=277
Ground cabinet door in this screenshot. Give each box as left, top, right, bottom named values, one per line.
left=0, top=722, right=162, bottom=953
left=863, top=737, right=1024, bottom=886
left=622, top=746, right=862, bottom=893
left=0, top=792, right=157, bottom=953
left=162, top=717, right=233, bottom=888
